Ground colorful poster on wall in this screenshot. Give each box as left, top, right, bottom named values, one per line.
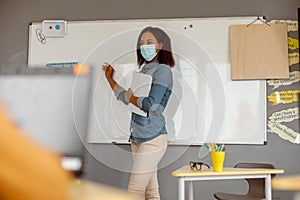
left=267, top=20, right=300, bottom=144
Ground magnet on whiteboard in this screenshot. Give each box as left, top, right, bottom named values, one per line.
left=42, top=20, right=68, bottom=37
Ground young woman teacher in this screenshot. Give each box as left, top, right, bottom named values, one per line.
left=103, top=26, right=175, bottom=200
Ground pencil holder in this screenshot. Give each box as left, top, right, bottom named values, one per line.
left=211, top=151, right=225, bottom=172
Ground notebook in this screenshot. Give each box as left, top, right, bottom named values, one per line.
left=128, top=72, right=152, bottom=116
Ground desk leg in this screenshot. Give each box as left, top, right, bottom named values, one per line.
left=178, top=177, right=185, bottom=200
left=265, top=175, right=272, bottom=200
left=187, top=181, right=193, bottom=200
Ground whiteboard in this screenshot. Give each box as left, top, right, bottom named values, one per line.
left=28, top=17, right=266, bottom=144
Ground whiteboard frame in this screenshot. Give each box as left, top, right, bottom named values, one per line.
left=28, top=17, right=267, bottom=145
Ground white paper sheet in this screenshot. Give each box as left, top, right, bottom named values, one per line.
left=128, top=72, right=152, bottom=116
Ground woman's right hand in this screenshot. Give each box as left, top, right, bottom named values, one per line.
left=102, top=62, right=114, bottom=80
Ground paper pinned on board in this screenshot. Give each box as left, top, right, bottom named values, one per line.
left=128, top=72, right=152, bottom=116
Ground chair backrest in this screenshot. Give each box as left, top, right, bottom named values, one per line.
left=234, top=163, right=275, bottom=198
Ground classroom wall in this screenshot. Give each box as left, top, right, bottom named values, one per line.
left=1, top=0, right=300, bottom=199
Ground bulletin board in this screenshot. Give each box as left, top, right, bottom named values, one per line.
left=267, top=20, right=300, bottom=144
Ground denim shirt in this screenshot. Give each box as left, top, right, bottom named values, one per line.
left=114, top=61, right=173, bottom=143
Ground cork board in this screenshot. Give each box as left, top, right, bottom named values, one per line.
left=230, top=24, right=289, bottom=80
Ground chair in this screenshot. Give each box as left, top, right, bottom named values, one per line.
left=214, top=163, right=279, bottom=200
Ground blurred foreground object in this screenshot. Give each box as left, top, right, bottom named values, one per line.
left=0, top=103, right=73, bottom=200
left=0, top=103, right=135, bottom=200
left=272, top=175, right=300, bottom=200
left=70, top=179, right=136, bottom=200
left=73, top=63, right=90, bottom=76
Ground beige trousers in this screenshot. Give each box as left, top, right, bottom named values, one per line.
left=127, top=134, right=168, bottom=200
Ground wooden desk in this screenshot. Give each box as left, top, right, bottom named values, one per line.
left=172, top=165, right=284, bottom=200
left=272, top=175, right=300, bottom=200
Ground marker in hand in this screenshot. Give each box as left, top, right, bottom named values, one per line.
left=102, top=62, right=114, bottom=79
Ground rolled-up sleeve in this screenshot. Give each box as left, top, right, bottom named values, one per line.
left=114, top=85, right=129, bottom=105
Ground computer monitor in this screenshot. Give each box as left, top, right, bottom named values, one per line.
left=0, top=67, right=90, bottom=169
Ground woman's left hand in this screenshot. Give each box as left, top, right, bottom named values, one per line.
left=125, top=88, right=133, bottom=103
